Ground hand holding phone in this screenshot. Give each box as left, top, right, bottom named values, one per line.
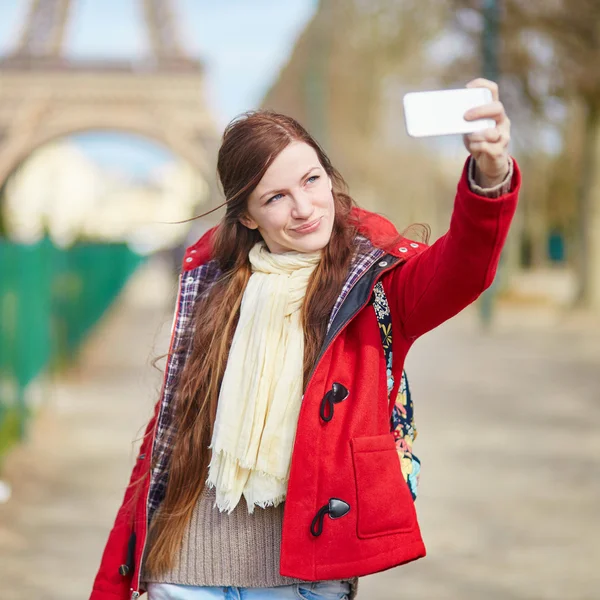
left=404, top=80, right=512, bottom=186
left=403, top=87, right=495, bottom=138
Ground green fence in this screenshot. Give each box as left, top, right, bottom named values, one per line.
left=0, top=238, right=145, bottom=459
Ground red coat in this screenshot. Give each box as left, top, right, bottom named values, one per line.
left=90, top=157, right=521, bottom=599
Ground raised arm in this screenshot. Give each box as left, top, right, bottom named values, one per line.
left=385, top=155, right=520, bottom=341
left=383, top=78, right=521, bottom=341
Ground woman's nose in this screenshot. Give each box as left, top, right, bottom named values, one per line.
left=291, top=194, right=315, bottom=219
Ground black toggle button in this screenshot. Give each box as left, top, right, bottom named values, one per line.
left=328, top=498, right=351, bottom=519
left=319, top=383, right=349, bottom=422
left=310, top=498, right=351, bottom=537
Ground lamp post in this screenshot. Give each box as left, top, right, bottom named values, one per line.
left=305, top=0, right=330, bottom=147
left=482, top=0, right=500, bottom=82
left=478, top=0, right=501, bottom=329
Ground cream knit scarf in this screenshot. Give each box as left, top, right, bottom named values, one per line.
left=206, top=241, right=322, bottom=514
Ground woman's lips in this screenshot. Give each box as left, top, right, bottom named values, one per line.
left=292, top=217, right=322, bottom=234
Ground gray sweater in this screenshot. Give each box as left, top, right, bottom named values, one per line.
left=141, top=485, right=359, bottom=598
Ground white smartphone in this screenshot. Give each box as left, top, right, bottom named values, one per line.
left=403, top=87, right=495, bottom=138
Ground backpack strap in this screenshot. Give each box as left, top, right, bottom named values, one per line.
left=372, top=281, right=421, bottom=500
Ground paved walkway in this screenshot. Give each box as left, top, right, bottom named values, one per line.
left=0, top=261, right=599, bottom=599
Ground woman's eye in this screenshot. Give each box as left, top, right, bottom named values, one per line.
left=307, top=175, right=320, bottom=184
left=267, top=193, right=284, bottom=204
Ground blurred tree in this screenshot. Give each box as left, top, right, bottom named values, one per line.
left=448, top=0, right=600, bottom=308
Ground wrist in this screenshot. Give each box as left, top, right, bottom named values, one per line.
left=474, top=158, right=510, bottom=188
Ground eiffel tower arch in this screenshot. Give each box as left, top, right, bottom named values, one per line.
left=0, top=0, right=219, bottom=196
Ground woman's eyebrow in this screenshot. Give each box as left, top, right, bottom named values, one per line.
left=259, top=167, right=319, bottom=200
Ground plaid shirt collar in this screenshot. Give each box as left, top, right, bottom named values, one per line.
left=327, top=235, right=385, bottom=330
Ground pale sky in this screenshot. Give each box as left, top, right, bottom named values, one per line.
left=0, top=0, right=318, bottom=176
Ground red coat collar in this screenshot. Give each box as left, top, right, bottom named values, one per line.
left=182, top=207, right=424, bottom=272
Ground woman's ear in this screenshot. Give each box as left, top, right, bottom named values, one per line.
left=239, top=214, right=259, bottom=230
left=328, top=177, right=333, bottom=191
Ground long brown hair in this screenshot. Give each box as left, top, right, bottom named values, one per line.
left=144, top=111, right=360, bottom=574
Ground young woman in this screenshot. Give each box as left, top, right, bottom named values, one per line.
left=90, top=78, right=520, bottom=600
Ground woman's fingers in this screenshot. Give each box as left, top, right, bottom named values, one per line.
left=466, top=128, right=503, bottom=144
left=464, top=101, right=507, bottom=125
left=464, top=128, right=509, bottom=150
left=465, top=78, right=499, bottom=102
left=465, top=141, right=507, bottom=158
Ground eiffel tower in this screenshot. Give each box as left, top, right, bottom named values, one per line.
left=0, top=0, right=218, bottom=193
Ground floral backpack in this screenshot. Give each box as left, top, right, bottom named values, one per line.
left=372, top=281, right=421, bottom=500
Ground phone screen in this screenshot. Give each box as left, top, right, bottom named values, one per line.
left=403, top=88, right=495, bottom=138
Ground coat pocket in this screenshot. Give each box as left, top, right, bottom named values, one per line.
left=350, top=433, right=416, bottom=539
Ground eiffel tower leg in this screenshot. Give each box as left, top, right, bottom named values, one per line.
left=0, top=98, right=50, bottom=186
left=141, top=0, right=183, bottom=60
left=16, top=0, right=72, bottom=57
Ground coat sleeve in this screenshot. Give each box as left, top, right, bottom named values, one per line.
left=89, top=403, right=159, bottom=600
left=384, top=156, right=521, bottom=341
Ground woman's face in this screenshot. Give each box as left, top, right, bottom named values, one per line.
left=242, top=141, right=335, bottom=254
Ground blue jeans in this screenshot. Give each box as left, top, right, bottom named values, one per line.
left=146, top=581, right=351, bottom=600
